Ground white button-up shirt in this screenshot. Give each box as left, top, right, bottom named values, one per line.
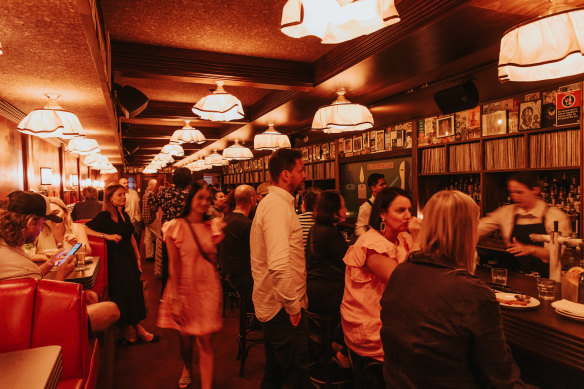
left=250, top=185, right=307, bottom=322
left=354, top=195, right=375, bottom=237
left=124, top=189, right=142, bottom=224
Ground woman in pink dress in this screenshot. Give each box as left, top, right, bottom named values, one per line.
left=341, top=187, right=419, bottom=388
left=157, top=181, right=224, bottom=389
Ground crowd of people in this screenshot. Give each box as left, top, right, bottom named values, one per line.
left=2, top=148, right=570, bottom=389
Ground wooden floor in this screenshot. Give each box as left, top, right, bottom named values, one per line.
left=98, top=261, right=264, bottom=389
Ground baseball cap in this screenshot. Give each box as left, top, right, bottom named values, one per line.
left=257, top=182, right=271, bottom=196
left=6, top=191, right=63, bottom=223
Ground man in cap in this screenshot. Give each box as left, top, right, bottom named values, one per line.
left=0, top=191, right=119, bottom=332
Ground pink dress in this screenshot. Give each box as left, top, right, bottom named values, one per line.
left=340, top=229, right=412, bottom=361
left=157, top=218, right=223, bottom=335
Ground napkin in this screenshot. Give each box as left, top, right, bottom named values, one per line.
left=551, top=299, right=584, bottom=316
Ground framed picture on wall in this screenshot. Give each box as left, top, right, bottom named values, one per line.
left=40, top=167, right=52, bottom=185
left=482, top=110, right=508, bottom=136
left=436, top=116, right=454, bottom=138
left=344, top=138, right=352, bottom=153
left=519, top=100, right=542, bottom=130
left=376, top=130, right=385, bottom=152
left=353, top=135, right=363, bottom=153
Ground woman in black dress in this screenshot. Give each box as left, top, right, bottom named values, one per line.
left=85, top=184, right=157, bottom=344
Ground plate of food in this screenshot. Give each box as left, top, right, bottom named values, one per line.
left=495, top=292, right=540, bottom=309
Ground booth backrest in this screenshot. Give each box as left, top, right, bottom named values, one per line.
left=31, top=279, right=90, bottom=380
left=0, top=278, right=37, bottom=352
left=87, top=235, right=108, bottom=300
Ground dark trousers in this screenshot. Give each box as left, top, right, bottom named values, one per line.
left=349, top=349, right=384, bottom=389
left=161, top=242, right=169, bottom=296
left=261, top=307, right=310, bottom=389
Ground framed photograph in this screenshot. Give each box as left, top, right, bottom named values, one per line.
left=385, top=127, right=392, bottom=150
left=308, top=146, right=313, bottom=162
left=353, top=135, right=363, bottom=153
left=344, top=138, right=352, bottom=153
left=482, top=110, right=508, bottom=136
left=321, top=143, right=329, bottom=158
left=301, top=147, right=308, bottom=161
left=436, top=116, right=454, bottom=138
left=313, top=144, right=321, bottom=160
left=363, top=132, right=369, bottom=151
left=375, top=130, right=385, bottom=151
left=519, top=100, right=542, bottom=130
left=40, top=167, right=52, bottom=185
left=330, top=142, right=336, bottom=158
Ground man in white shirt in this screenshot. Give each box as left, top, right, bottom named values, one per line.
left=250, top=148, right=309, bottom=388
left=141, top=178, right=159, bottom=261
left=119, top=177, right=143, bottom=242
left=354, top=173, right=386, bottom=236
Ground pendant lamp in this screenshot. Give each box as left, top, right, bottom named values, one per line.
left=312, top=89, right=373, bottom=133
left=83, top=153, right=108, bottom=167
left=254, top=123, right=291, bottom=150
left=499, top=6, right=584, bottom=82
left=192, top=81, right=244, bottom=121
left=17, top=94, right=85, bottom=139
left=100, top=166, right=118, bottom=174
left=204, top=149, right=228, bottom=166
left=143, top=166, right=158, bottom=174
left=153, top=153, right=174, bottom=165
left=281, top=0, right=400, bottom=44
left=65, top=137, right=100, bottom=155
left=170, top=121, right=206, bottom=144
left=222, top=140, right=254, bottom=160
left=161, top=143, right=184, bottom=157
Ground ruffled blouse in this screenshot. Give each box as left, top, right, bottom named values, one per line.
left=340, top=229, right=412, bottom=361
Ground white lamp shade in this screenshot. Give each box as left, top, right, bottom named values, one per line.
left=499, top=7, right=584, bottom=82
left=281, top=0, right=400, bottom=44
left=312, top=91, right=374, bottom=133
left=65, top=137, right=100, bottom=155
left=17, top=94, right=85, bottom=139
left=170, top=121, right=206, bottom=144
left=204, top=150, right=228, bottom=166
left=192, top=82, right=244, bottom=121
left=161, top=143, right=184, bottom=157
left=153, top=154, right=174, bottom=164
left=100, top=166, right=118, bottom=174
left=83, top=153, right=108, bottom=167
left=143, top=167, right=158, bottom=174
left=254, top=124, right=291, bottom=150
left=223, top=140, right=254, bottom=160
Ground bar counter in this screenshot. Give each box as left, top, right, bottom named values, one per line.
left=475, top=266, right=584, bottom=387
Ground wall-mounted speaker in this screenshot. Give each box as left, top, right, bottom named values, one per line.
left=117, top=85, right=149, bottom=118
left=433, top=81, right=479, bottom=115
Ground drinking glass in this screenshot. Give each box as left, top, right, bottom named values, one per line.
left=75, top=252, right=87, bottom=271
left=537, top=278, right=556, bottom=301
left=561, top=271, right=578, bottom=302
left=491, top=268, right=508, bottom=285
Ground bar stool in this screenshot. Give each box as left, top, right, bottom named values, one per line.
left=347, top=349, right=384, bottom=389
left=236, top=287, right=263, bottom=377
left=305, top=310, right=351, bottom=388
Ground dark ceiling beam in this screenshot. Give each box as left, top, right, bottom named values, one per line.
left=111, top=41, right=314, bottom=91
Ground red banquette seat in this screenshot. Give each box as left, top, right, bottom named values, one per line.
left=0, top=278, right=99, bottom=389
left=76, top=219, right=108, bottom=300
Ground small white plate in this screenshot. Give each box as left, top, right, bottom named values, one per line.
left=554, top=308, right=584, bottom=321
left=495, top=292, right=540, bottom=309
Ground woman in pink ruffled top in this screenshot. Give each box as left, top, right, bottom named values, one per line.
left=340, top=187, right=419, bottom=388
left=157, top=180, right=224, bottom=389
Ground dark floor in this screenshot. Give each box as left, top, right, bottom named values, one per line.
left=106, top=261, right=264, bottom=389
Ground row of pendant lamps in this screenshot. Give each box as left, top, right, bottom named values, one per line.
left=16, top=1, right=584, bottom=174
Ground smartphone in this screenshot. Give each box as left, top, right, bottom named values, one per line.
left=56, top=243, right=82, bottom=267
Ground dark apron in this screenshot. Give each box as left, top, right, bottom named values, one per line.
left=509, top=206, right=549, bottom=277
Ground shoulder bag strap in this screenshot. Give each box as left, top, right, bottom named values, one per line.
left=181, top=218, right=215, bottom=265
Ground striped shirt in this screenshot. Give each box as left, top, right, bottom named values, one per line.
left=298, top=212, right=314, bottom=249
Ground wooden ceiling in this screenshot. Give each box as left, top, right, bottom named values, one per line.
left=3, top=0, right=582, bottom=167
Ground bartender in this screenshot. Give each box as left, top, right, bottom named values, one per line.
left=478, top=172, right=571, bottom=277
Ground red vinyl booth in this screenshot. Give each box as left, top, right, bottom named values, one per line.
left=76, top=219, right=108, bottom=301
left=0, top=278, right=99, bottom=389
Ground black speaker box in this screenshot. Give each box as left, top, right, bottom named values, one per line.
left=433, top=81, right=479, bottom=115
left=118, top=85, right=149, bottom=118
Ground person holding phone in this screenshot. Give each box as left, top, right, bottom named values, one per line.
left=341, top=187, right=419, bottom=388
left=85, top=184, right=157, bottom=345
left=33, top=197, right=91, bottom=260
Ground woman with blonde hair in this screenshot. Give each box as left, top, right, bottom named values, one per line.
left=380, top=190, right=524, bottom=388
left=33, top=197, right=92, bottom=257
left=85, top=184, right=157, bottom=345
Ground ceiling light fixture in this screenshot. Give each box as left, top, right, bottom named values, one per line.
left=222, top=140, right=254, bottom=161
left=281, top=0, right=400, bottom=44
left=161, top=143, right=184, bottom=157
left=65, top=137, right=100, bottom=155
left=204, top=149, right=228, bottom=166
left=83, top=153, right=108, bottom=167
left=17, top=94, right=85, bottom=139
left=170, top=121, right=206, bottom=144
left=499, top=5, right=584, bottom=82
left=192, top=81, right=244, bottom=122
left=153, top=153, right=174, bottom=166
left=312, top=89, right=374, bottom=133
left=100, top=166, right=118, bottom=174
left=143, top=166, right=158, bottom=174
left=254, top=123, right=291, bottom=150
